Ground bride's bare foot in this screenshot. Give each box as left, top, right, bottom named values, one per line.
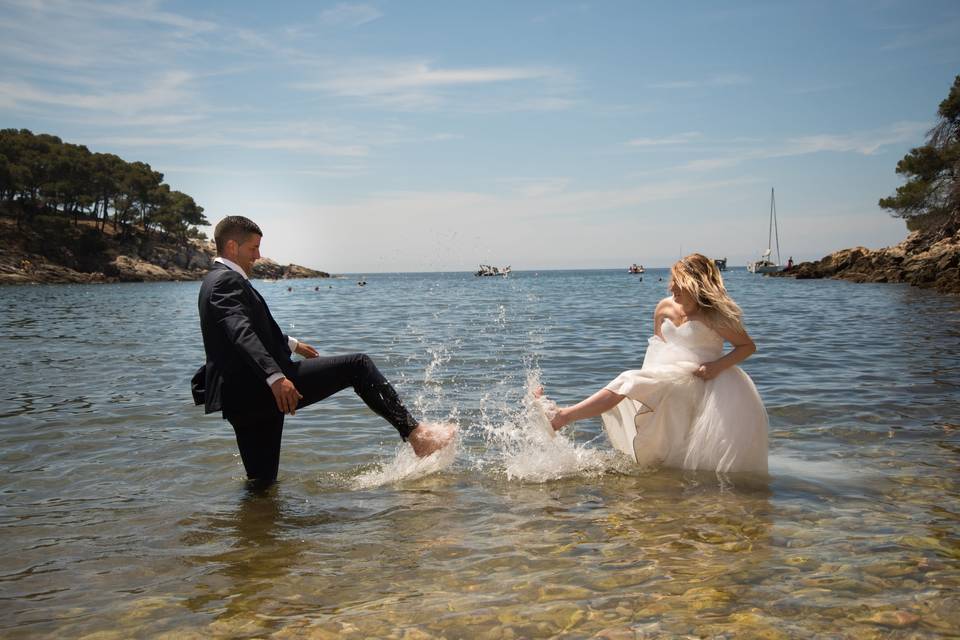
left=408, top=422, right=457, bottom=457
left=549, top=408, right=569, bottom=431
left=533, top=385, right=566, bottom=430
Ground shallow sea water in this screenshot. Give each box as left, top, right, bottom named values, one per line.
left=1, top=268, right=958, bottom=638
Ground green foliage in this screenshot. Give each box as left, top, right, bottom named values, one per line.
left=0, top=129, right=209, bottom=240
left=880, top=75, right=960, bottom=221
left=905, top=210, right=953, bottom=232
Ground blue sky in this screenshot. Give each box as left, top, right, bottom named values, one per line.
left=2, top=1, right=958, bottom=272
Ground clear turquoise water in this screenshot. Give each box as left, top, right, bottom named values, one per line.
left=1, top=269, right=958, bottom=638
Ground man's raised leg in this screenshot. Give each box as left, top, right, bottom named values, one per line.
left=291, top=353, right=454, bottom=455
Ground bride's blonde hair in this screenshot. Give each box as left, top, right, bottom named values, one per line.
left=670, top=253, right=743, bottom=330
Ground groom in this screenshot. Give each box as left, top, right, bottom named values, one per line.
left=192, top=215, right=454, bottom=486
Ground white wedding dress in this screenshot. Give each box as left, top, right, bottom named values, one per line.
left=601, top=318, right=768, bottom=473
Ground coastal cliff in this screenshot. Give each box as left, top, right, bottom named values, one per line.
left=772, top=214, right=959, bottom=295
left=0, top=216, right=329, bottom=284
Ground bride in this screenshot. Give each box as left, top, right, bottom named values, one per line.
left=542, top=253, right=768, bottom=474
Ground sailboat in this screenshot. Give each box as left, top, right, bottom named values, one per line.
left=748, top=188, right=782, bottom=274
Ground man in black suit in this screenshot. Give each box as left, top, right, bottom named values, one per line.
left=193, top=216, right=454, bottom=486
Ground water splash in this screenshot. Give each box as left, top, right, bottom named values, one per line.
left=473, top=371, right=620, bottom=483
left=348, top=370, right=623, bottom=489
left=350, top=435, right=459, bottom=489
left=351, top=289, right=625, bottom=488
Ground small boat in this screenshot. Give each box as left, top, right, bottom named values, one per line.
left=475, top=264, right=511, bottom=277
left=748, top=250, right=779, bottom=274
left=628, top=264, right=645, bottom=274
left=714, top=257, right=727, bottom=272
left=748, top=188, right=783, bottom=274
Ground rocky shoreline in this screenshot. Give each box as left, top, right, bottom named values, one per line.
left=0, top=217, right=329, bottom=285
left=770, top=215, right=960, bottom=295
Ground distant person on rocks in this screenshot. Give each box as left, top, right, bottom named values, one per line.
left=192, top=216, right=455, bottom=487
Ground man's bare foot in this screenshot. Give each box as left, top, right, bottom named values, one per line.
left=408, top=422, right=457, bottom=457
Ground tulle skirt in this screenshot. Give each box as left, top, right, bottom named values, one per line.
left=601, top=352, right=768, bottom=474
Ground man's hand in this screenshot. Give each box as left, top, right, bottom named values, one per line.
left=294, top=341, right=320, bottom=358
left=271, top=377, right=303, bottom=415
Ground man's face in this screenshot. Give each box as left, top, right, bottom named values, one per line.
left=231, top=233, right=261, bottom=276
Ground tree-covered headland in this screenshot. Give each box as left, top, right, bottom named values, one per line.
left=880, top=75, right=960, bottom=231
left=0, top=130, right=328, bottom=283
left=777, top=75, right=959, bottom=294
left=0, top=128, right=208, bottom=241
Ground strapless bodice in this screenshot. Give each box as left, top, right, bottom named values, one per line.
left=655, top=318, right=724, bottom=363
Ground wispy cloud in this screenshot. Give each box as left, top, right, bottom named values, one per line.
left=628, top=132, right=702, bottom=147
left=0, top=0, right=217, bottom=70
left=303, top=177, right=754, bottom=226
left=531, top=3, right=592, bottom=24
left=646, top=74, right=751, bottom=90
left=162, top=163, right=368, bottom=179
left=880, top=18, right=960, bottom=51
left=5, top=0, right=217, bottom=32
left=499, top=177, right=572, bottom=198
left=507, top=96, right=578, bottom=112
left=318, top=3, right=383, bottom=27
left=0, top=72, right=196, bottom=116
left=297, top=61, right=560, bottom=94
left=92, top=134, right=369, bottom=157
left=83, top=0, right=217, bottom=32
left=292, top=59, right=573, bottom=111
left=787, top=81, right=850, bottom=95
left=674, top=121, right=929, bottom=171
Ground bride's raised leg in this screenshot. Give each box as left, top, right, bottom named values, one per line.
left=550, top=389, right=624, bottom=431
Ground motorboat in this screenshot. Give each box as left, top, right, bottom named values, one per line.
left=476, top=265, right=511, bottom=277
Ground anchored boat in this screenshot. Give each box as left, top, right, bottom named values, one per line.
left=475, top=264, right=511, bottom=277
left=748, top=188, right=783, bottom=274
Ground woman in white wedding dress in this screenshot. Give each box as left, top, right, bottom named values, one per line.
left=543, top=253, right=768, bottom=474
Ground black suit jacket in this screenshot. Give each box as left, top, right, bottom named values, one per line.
left=193, top=262, right=293, bottom=415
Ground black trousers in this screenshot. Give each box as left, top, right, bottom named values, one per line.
left=224, top=353, right=419, bottom=484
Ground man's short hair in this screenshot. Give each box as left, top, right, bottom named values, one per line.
left=214, top=216, right=262, bottom=254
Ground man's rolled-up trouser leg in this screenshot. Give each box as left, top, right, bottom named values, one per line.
left=291, top=353, right=419, bottom=439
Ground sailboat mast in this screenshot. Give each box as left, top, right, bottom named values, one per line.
left=767, top=188, right=774, bottom=259
left=773, top=188, right=781, bottom=265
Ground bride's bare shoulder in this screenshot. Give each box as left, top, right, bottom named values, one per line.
left=655, top=296, right=677, bottom=315
left=653, top=296, right=678, bottom=337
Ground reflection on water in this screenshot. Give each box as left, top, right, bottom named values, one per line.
left=0, top=270, right=958, bottom=637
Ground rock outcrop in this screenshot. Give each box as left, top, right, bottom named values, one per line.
left=251, top=258, right=329, bottom=280
left=773, top=214, right=960, bottom=295
left=0, top=217, right=330, bottom=284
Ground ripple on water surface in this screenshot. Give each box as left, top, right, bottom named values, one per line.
left=0, top=271, right=958, bottom=637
